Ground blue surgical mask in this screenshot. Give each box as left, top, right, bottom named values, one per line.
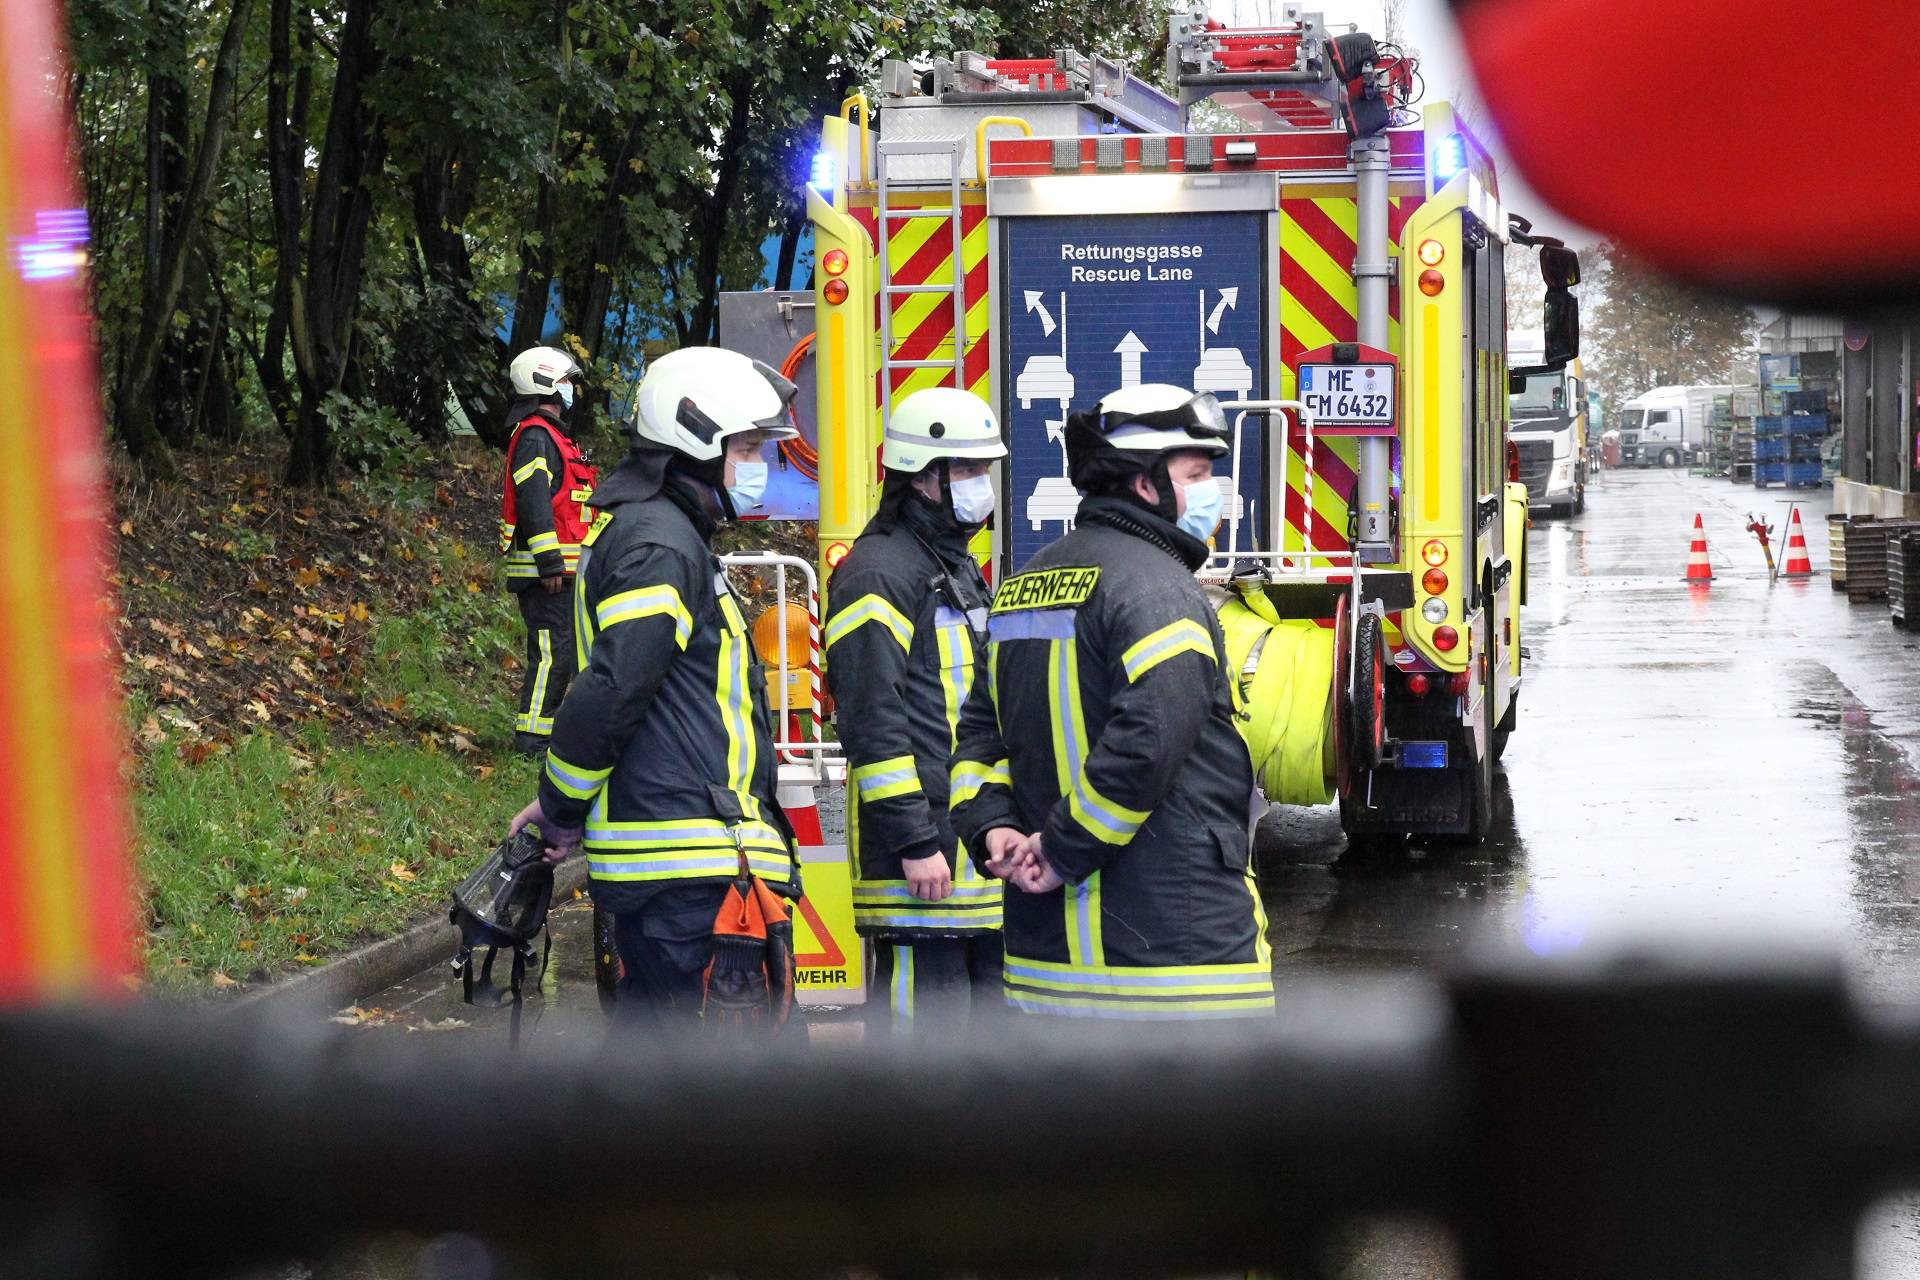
left=1176, top=476, right=1224, bottom=543
left=949, top=473, right=996, bottom=524
left=557, top=381, right=575, bottom=409
left=727, top=461, right=769, bottom=514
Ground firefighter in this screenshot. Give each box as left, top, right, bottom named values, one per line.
left=948, top=384, right=1275, bottom=1020
left=824, top=386, right=1007, bottom=1032
left=508, top=346, right=801, bottom=1027
left=499, top=346, right=598, bottom=755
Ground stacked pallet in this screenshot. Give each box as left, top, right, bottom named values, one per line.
left=1829, top=512, right=1860, bottom=590
left=1891, top=533, right=1920, bottom=627
left=1845, top=519, right=1920, bottom=603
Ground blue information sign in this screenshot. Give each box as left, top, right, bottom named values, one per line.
left=997, top=210, right=1270, bottom=571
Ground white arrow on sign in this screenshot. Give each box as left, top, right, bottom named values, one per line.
left=1113, top=331, right=1148, bottom=387
left=1205, top=286, right=1240, bottom=335
left=1024, top=290, right=1057, bottom=338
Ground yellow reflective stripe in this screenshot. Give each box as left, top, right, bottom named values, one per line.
left=1066, top=774, right=1150, bottom=846
left=935, top=620, right=973, bottom=744
left=714, top=612, right=761, bottom=824
left=545, top=751, right=611, bottom=800
left=824, top=593, right=914, bottom=653
left=1121, top=617, right=1216, bottom=683
left=1064, top=870, right=1104, bottom=967
left=1004, top=954, right=1275, bottom=1018
left=893, top=946, right=915, bottom=1027
left=852, top=755, right=921, bottom=802
left=1007, top=990, right=1277, bottom=1018
left=573, top=565, right=593, bottom=667
left=1046, top=638, right=1087, bottom=795
left=526, top=530, right=561, bottom=553
left=498, top=519, right=515, bottom=553
left=505, top=546, right=581, bottom=577
left=513, top=457, right=552, bottom=485
left=948, top=757, right=1011, bottom=809
left=586, top=850, right=794, bottom=883
left=596, top=585, right=692, bottom=649
left=516, top=629, right=554, bottom=735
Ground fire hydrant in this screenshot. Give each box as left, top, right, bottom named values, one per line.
left=1746, top=514, right=1776, bottom=576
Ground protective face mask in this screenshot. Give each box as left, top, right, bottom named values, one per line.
left=1175, top=475, right=1224, bottom=543
left=557, top=381, right=575, bottom=409
left=949, top=473, right=997, bottom=524
left=727, top=461, right=769, bottom=514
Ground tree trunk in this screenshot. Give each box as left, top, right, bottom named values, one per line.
left=687, top=4, right=769, bottom=347
left=260, top=0, right=312, bottom=436
left=285, top=0, right=387, bottom=488
left=412, top=147, right=509, bottom=444
left=507, top=174, right=556, bottom=356
left=114, top=0, right=256, bottom=480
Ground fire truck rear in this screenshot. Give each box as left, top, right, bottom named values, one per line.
left=799, top=3, right=1581, bottom=843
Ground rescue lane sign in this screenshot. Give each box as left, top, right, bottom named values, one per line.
left=997, top=211, right=1271, bottom=571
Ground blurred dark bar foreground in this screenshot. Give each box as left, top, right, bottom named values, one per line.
left=3, top=947, right=1920, bottom=1279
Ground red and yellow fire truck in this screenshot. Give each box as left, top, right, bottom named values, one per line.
left=798, top=5, right=1581, bottom=843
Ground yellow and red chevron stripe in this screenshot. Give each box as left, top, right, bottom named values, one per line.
left=1279, top=189, right=1423, bottom=635
left=853, top=191, right=991, bottom=409
left=0, top=0, right=136, bottom=1001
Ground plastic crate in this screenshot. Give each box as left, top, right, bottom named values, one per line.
left=1784, top=413, right=1828, bottom=435
left=1753, top=437, right=1787, bottom=461
left=1753, top=415, right=1784, bottom=437
left=1754, top=461, right=1786, bottom=486
left=1785, top=462, right=1823, bottom=487
left=1785, top=390, right=1828, bottom=413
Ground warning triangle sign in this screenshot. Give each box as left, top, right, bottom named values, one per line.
left=793, top=893, right=847, bottom=968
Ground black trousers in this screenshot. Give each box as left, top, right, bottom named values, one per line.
left=608, top=883, right=731, bottom=1032
left=513, top=584, right=576, bottom=752
left=867, top=934, right=1005, bottom=1037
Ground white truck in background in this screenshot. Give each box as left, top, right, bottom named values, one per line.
left=1617, top=384, right=1730, bottom=468
left=1508, top=328, right=1589, bottom=514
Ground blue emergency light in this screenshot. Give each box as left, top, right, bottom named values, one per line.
left=1432, top=134, right=1467, bottom=183
left=808, top=150, right=836, bottom=192
left=1399, top=741, right=1448, bottom=769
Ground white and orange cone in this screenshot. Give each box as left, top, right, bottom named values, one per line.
left=1683, top=513, right=1714, bottom=584
left=1781, top=507, right=1814, bottom=578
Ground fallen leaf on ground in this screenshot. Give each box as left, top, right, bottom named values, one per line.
left=138, top=715, right=166, bottom=746
left=211, top=972, right=239, bottom=989
left=389, top=861, right=417, bottom=882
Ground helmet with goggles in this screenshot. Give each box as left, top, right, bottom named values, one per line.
left=1066, top=384, right=1229, bottom=483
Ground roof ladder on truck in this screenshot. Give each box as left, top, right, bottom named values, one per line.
left=875, top=137, right=968, bottom=428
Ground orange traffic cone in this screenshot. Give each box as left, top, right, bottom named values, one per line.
left=1683, top=513, right=1714, bottom=584
left=1781, top=507, right=1814, bottom=578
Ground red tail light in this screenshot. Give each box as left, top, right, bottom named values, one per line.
left=1434, top=625, right=1459, bottom=652
left=1406, top=673, right=1431, bottom=696
left=1448, top=672, right=1471, bottom=696
left=1507, top=440, right=1521, bottom=483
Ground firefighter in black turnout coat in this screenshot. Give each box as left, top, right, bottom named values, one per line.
left=949, top=384, right=1274, bottom=1020
left=507, top=346, right=801, bottom=1026
left=824, top=386, right=1008, bottom=1030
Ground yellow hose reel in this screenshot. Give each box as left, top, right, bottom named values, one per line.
left=1217, top=588, right=1337, bottom=806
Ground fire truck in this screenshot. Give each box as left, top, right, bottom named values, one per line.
left=792, top=3, right=1582, bottom=843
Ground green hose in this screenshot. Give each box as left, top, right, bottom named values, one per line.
left=1218, top=592, right=1336, bottom=806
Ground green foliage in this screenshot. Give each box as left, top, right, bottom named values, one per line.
left=68, top=0, right=1161, bottom=484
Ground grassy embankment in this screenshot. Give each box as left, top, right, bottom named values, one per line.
left=120, top=443, right=537, bottom=994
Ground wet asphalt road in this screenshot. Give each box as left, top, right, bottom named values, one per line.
left=345, top=467, right=1920, bottom=1275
